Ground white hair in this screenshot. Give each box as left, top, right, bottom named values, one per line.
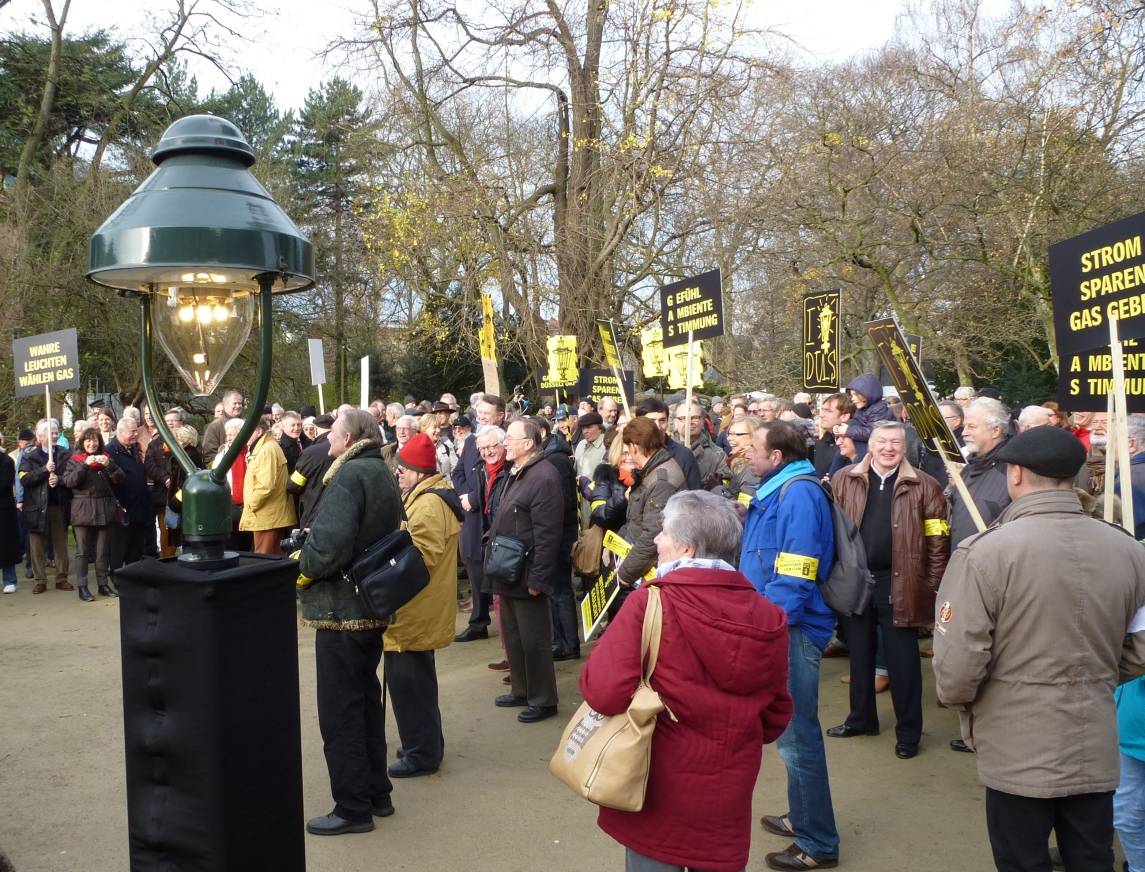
left=476, top=426, right=506, bottom=445
left=1127, top=414, right=1145, bottom=448
left=1017, top=405, right=1053, bottom=432
left=969, top=397, right=1009, bottom=433
left=954, top=386, right=977, bottom=400
left=224, top=417, right=245, bottom=436
left=386, top=402, right=405, bottom=418
left=396, top=415, right=418, bottom=430
left=122, top=405, right=141, bottom=422
left=661, top=491, right=743, bottom=565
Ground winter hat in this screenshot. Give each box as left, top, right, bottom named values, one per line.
left=398, top=432, right=437, bottom=474
left=300, top=404, right=317, bottom=419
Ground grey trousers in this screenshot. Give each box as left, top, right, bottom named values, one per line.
left=500, top=594, right=558, bottom=708
left=624, top=847, right=742, bottom=872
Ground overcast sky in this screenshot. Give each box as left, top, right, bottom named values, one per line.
left=1, top=0, right=933, bottom=111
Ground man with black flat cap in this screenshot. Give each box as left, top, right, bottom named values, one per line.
left=934, top=424, right=1145, bottom=872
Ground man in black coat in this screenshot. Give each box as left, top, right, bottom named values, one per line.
left=813, top=393, right=855, bottom=479
left=485, top=417, right=562, bottom=722
left=18, top=420, right=72, bottom=593
left=107, top=416, right=154, bottom=572
left=452, top=394, right=506, bottom=641
left=537, top=417, right=580, bottom=660
left=287, top=414, right=335, bottom=529
left=278, top=411, right=309, bottom=474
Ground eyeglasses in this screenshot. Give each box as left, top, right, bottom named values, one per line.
left=478, top=445, right=502, bottom=454
left=504, top=434, right=530, bottom=443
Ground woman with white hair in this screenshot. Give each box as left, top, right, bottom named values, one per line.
left=580, top=491, right=793, bottom=872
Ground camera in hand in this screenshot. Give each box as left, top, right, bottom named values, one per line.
left=280, top=529, right=307, bottom=552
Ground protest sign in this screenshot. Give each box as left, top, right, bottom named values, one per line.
left=640, top=326, right=671, bottom=378
left=801, top=291, right=840, bottom=391
left=1059, top=338, right=1145, bottom=413
left=580, top=530, right=656, bottom=640
left=479, top=293, right=500, bottom=395
left=544, top=335, right=579, bottom=389
left=905, top=334, right=923, bottom=364
left=666, top=339, right=703, bottom=390
left=307, top=338, right=327, bottom=414
left=577, top=369, right=635, bottom=405
left=1049, top=209, right=1145, bottom=356
left=659, top=268, right=724, bottom=349
left=13, top=328, right=80, bottom=398
left=866, top=318, right=962, bottom=463
left=596, top=320, right=632, bottom=417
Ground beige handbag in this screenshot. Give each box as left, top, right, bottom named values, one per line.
left=548, top=586, right=675, bottom=811
left=571, top=524, right=605, bottom=576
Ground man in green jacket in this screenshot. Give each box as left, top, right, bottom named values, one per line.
left=298, top=409, right=402, bottom=836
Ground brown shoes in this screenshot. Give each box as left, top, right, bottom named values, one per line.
left=761, top=814, right=796, bottom=837
left=32, top=582, right=46, bottom=594
left=55, top=580, right=74, bottom=591
left=765, top=842, right=839, bottom=870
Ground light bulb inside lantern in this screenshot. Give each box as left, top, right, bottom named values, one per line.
left=152, top=287, right=254, bottom=396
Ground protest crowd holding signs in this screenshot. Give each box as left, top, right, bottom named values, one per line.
left=4, top=222, right=1145, bottom=872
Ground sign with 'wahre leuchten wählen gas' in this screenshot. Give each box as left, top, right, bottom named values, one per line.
left=13, top=328, right=80, bottom=398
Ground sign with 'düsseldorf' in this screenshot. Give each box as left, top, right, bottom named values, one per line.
left=13, top=328, right=80, bottom=397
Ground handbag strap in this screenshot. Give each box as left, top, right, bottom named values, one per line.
left=640, top=586, right=665, bottom=682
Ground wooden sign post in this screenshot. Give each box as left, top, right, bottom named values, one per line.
left=1107, top=317, right=1135, bottom=535
left=683, top=331, right=695, bottom=448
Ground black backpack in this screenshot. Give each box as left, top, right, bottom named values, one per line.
left=778, top=475, right=875, bottom=617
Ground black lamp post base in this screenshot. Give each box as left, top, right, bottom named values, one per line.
left=117, top=553, right=305, bottom=872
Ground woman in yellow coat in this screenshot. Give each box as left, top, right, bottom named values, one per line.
left=239, top=416, right=297, bottom=554
left=385, top=433, right=463, bottom=778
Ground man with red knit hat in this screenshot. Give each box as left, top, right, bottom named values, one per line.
left=385, top=433, right=464, bottom=777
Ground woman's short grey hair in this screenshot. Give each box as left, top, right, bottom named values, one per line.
left=396, top=414, right=418, bottom=430
left=1017, top=405, right=1053, bottom=431
left=661, top=491, right=743, bottom=565
left=970, top=397, right=1010, bottom=433
left=224, top=417, right=245, bottom=436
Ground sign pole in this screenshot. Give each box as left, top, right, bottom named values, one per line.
left=683, top=331, right=695, bottom=449
left=1111, top=317, right=1135, bottom=535
left=610, top=362, right=632, bottom=420
left=317, top=384, right=325, bottom=416
left=44, top=383, right=53, bottom=466
left=934, top=440, right=986, bottom=533
left=1104, top=387, right=1117, bottom=523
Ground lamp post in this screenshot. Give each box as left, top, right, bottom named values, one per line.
left=87, top=115, right=314, bottom=870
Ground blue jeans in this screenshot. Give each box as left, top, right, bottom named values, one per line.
left=1116, top=752, right=1145, bottom=872
left=2, top=565, right=14, bottom=587
left=776, top=626, right=840, bottom=859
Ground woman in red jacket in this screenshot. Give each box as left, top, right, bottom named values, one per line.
left=580, top=490, right=793, bottom=872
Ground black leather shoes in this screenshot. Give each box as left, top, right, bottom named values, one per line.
left=765, top=842, right=839, bottom=869
left=517, top=705, right=558, bottom=723
left=387, top=757, right=438, bottom=778
left=826, top=723, right=878, bottom=738
left=494, top=694, right=527, bottom=707
left=950, top=738, right=975, bottom=753
left=97, top=584, right=118, bottom=598
left=454, top=626, right=488, bottom=642
left=895, top=742, right=919, bottom=759
left=305, top=812, right=374, bottom=835
left=77, top=586, right=94, bottom=602
left=372, top=796, right=394, bottom=818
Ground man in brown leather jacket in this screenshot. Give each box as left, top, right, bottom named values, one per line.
left=825, top=420, right=950, bottom=759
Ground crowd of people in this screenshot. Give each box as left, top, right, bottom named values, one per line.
left=3, top=378, right=1144, bottom=872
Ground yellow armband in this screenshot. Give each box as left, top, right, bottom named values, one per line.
left=775, top=552, right=819, bottom=581
left=924, top=518, right=950, bottom=537
left=290, top=470, right=307, bottom=487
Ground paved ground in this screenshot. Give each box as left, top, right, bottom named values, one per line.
left=0, top=581, right=1022, bottom=871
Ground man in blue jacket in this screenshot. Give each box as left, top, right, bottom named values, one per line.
left=741, top=421, right=840, bottom=871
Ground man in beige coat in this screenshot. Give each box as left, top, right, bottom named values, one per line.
left=385, top=432, right=462, bottom=778
left=934, top=425, right=1145, bottom=872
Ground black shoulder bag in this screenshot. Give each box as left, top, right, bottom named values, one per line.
left=345, top=505, right=429, bottom=621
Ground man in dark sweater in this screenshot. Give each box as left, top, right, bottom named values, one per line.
left=813, top=393, right=855, bottom=479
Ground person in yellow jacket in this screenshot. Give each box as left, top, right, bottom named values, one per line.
left=239, top=416, right=297, bottom=555
left=385, top=432, right=463, bottom=778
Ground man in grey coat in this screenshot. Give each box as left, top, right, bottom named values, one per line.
left=934, top=425, right=1145, bottom=872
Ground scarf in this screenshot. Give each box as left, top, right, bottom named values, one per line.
left=483, top=456, right=505, bottom=513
